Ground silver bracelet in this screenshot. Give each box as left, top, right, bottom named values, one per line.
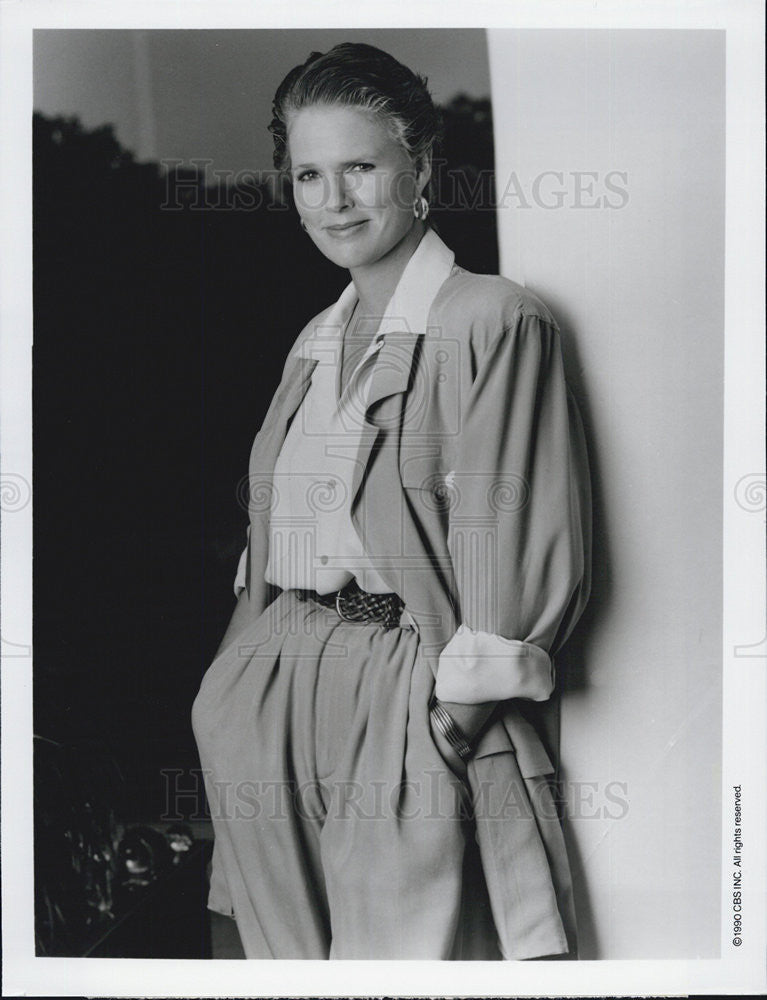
left=428, top=694, right=474, bottom=761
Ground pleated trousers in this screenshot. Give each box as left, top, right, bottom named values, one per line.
left=191, top=589, right=502, bottom=959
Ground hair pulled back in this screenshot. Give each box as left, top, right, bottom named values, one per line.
left=269, top=42, right=442, bottom=176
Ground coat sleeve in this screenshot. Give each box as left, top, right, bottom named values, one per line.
left=435, top=308, right=592, bottom=705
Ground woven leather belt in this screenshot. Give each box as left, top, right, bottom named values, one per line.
left=296, top=578, right=405, bottom=628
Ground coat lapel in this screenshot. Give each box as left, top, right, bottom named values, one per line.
left=253, top=354, right=319, bottom=479
left=349, top=330, right=422, bottom=505
left=246, top=353, right=318, bottom=601
left=348, top=228, right=455, bottom=506
left=365, top=331, right=422, bottom=409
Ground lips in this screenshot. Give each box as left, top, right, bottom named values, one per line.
left=324, top=220, right=367, bottom=235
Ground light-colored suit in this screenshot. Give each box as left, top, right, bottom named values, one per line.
left=210, top=228, right=591, bottom=958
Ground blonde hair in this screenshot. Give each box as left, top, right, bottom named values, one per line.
left=269, top=42, right=442, bottom=177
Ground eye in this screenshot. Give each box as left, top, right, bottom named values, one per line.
left=296, top=169, right=319, bottom=183
left=349, top=162, right=374, bottom=172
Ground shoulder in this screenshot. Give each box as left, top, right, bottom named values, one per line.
left=431, top=265, right=560, bottom=330
left=428, top=265, right=559, bottom=356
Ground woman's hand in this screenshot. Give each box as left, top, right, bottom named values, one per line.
left=429, top=718, right=469, bottom=781
left=438, top=699, right=496, bottom=743
left=428, top=698, right=496, bottom=782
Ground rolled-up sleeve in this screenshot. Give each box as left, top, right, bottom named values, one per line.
left=435, top=310, right=592, bottom=705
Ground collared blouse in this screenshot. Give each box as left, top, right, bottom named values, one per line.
left=263, top=287, right=392, bottom=595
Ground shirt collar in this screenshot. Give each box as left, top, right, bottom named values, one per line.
left=293, top=227, right=455, bottom=360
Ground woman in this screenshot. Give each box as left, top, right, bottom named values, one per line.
left=192, top=42, right=591, bottom=961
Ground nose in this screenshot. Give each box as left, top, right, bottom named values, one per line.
left=326, top=172, right=353, bottom=213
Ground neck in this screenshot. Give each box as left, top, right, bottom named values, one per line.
left=349, top=220, right=427, bottom=317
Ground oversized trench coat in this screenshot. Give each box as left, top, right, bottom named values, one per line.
left=212, top=228, right=592, bottom=960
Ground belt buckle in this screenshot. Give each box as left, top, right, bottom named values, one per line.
left=335, top=585, right=359, bottom=623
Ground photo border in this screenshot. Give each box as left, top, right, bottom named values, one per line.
left=2, top=0, right=764, bottom=996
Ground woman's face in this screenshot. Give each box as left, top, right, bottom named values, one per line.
left=287, top=104, right=429, bottom=271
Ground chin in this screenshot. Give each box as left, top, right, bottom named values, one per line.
left=311, top=224, right=406, bottom=271
left=315, top=240, right=375, bottom=270
left=331, top=250, right=377, bottom=270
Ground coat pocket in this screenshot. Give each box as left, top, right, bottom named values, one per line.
left=473, top=708, right=555, bottom=778
left=467, top=725, right=570, bottom=959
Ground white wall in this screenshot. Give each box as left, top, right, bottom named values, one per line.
left=488, top=29, right=725, bottom=959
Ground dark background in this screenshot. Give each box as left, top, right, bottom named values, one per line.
left=32, top=100, right=498, bottom=821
